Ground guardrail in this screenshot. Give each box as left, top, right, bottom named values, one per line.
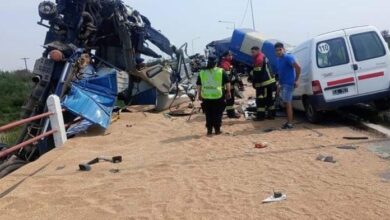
left=0, top=95, right=67, bottom=159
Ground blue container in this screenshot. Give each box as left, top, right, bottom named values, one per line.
left=229, top=29, right=280, bottom=72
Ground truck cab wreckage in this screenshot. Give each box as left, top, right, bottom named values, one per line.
left=0, top=0, right=195, bottom=177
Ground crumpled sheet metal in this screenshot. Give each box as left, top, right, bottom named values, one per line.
left=62, top=72, right=117, bottom=129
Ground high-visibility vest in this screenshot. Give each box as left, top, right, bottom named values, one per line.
left=199, top=67, right=223, bottom=99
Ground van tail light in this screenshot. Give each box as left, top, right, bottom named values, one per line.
left=312, top=80, right=323, bottom=95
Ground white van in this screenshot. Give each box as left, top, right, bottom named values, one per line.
left=291, top=25, right=390, bottom=122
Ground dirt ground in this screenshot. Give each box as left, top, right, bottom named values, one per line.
left=0, top=95, right=390, bottom=219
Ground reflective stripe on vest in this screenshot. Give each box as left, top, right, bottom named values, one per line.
left=255, top=78, right=276, bottom=88
left=200, top=68, right=223, bottom=99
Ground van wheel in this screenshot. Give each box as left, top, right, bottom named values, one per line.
left=304, top=100, right=322, bottom=123
left=374, top=99, right=390, bottom=111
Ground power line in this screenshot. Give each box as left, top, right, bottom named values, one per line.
left=250, top=0, right=256, bottom=30
left=239, top=0, right=250, bottom=28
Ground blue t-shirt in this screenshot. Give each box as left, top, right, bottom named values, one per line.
left=276, top=54, right=296, bottom=86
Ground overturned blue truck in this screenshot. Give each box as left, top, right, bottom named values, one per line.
left=206, top=29, right=292, bottom=74
left=0, top=0, right=195, bottom=177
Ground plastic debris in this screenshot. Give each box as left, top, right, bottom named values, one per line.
left=262, top=192, right=287, bottom=203
left=337, top=145, right=358, bottom=150
left=255, top=142, right=268, bottom=149
left=316, top=154, right=337, bottom=163
left=343, top=136, right=369, bottom=140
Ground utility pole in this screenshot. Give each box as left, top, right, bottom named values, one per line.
left=250, top=0, right=256, bottom=30
left=21, top=58, right=29, bottom=71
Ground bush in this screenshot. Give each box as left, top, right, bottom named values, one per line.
left=0, top=70, right=33, bottom=145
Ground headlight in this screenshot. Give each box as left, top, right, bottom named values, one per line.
left=38, top=1, right=57, bottom=21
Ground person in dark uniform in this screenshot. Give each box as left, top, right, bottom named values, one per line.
left=197, top=56, right=231, bottom=135
left=251, top=46, right=277, bottom=121
left=219, top=51, right=241, bottom=119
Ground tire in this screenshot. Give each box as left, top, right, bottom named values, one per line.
left=0, top=143, right=8, bottom=165
left=0, top=156, right=27, bottom=179
left=374, top=99, right=390, bottom=111
left=304, top=99, right=322, bottom=123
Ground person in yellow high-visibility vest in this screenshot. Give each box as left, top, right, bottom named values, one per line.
left=197, top=56, right=231, bottom=136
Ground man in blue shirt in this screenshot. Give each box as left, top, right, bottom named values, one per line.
left=275, top=42, right=301, bottom=129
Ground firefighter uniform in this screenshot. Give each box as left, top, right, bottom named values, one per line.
left=252, top=53, right=277, bottom=120
left=220, top=59, right=237, bottom=118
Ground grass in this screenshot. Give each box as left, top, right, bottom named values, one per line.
left=0, top=69, right=32, bottom=145
left=0, top=129, right=20, bottom=147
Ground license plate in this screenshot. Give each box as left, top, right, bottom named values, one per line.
left=333, top=87, right=348, bottom=95
left=33, top=57, right=55, bottom=82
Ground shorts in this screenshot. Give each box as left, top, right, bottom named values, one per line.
left=280, top=84, right=294, bottom=103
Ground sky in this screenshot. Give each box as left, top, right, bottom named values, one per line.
left=0, top=0, right=389, bottom=71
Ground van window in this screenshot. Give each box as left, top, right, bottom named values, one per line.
left=350, top=31, right=386, bottom=62
left=317, top=38, right=349, bottom=68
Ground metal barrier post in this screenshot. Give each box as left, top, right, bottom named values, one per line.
left=46, top=95, right=67, bottom=147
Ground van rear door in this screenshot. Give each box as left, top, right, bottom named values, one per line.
left=314, top=31, right=358, bottom=101
left=344, top=27, right=390, bottom=95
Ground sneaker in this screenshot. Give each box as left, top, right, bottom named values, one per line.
left=281, top=122, right=293, bottom=129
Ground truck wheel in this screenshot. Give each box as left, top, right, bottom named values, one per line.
left=0, top=143, right=8, bottom=165
left=374, top=99, right=390, bottom=111
left=0, top=156, right=27, bottom=179
left=304, top=100, right=322, bottom=123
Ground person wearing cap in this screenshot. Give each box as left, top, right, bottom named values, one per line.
left=197, top=56, right=231, bottom=135
left=251, top=46, right=277, bottom=121
left=219, top=51, right=241, bottom=119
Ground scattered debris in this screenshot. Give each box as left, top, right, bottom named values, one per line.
left=262, top=191, right=287, bottom=203
left=56, top=165, right=65, bottom=170
left=79, top=156, right=122, bottom=171
left=79, top=164, right=91, bottom=171
left=379, top=170, right=390, bottom=182
left=337, top=145, right=359, bottom=150
left=126, top=124, right=133, bottom=128
left=303, top=126, right=324, bottom=137
left=316, top=154, right=337, bottom=163
left=263, top=128, right=276, bottom=133
left=343, top=136, right=369, bottom=140
left=168, top=110, right=193, bottom=117
left=109, top=169, right=120, bottom=173
left=99, top=156, right=122, bottom=163
left=255, top=142, right=268, bottom=149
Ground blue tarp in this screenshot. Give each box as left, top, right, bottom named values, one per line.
left=62, top=71, right=118, bottom=129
